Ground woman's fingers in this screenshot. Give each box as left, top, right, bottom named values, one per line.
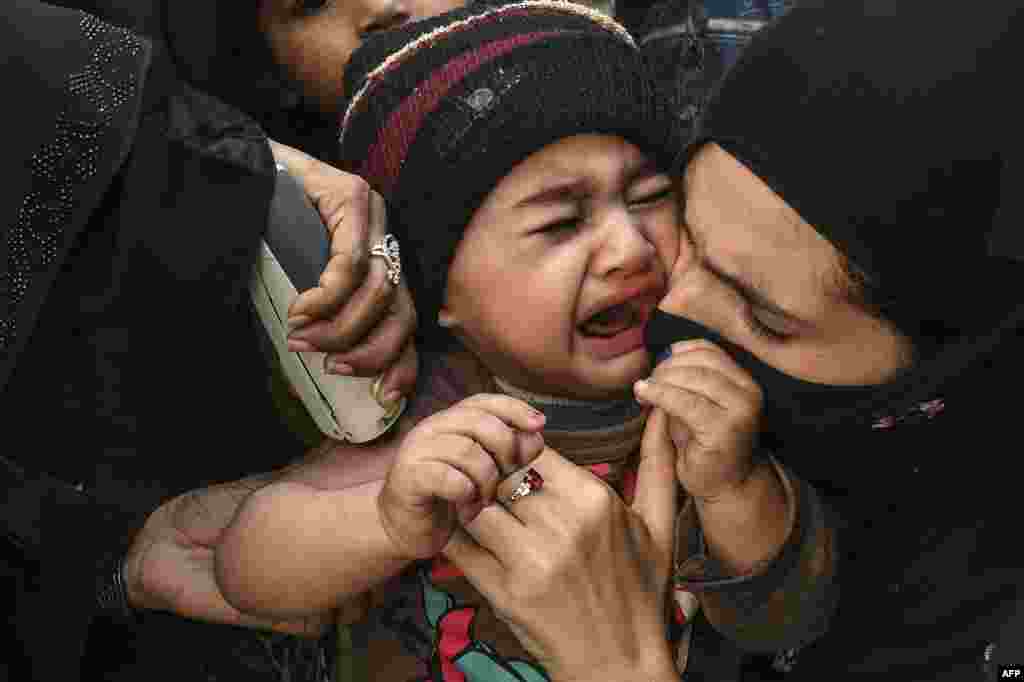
left=289, top=243, right=395, bottom=353
left=368, top=338, right=418, bottom=406
left=443, top=524, right=507, bottom=591
left=323, top=282, right=417, bottom=377
left=633, top=407, right=679, bottom=566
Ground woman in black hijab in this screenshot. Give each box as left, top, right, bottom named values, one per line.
left=639, top=0, right=1024, bottom=677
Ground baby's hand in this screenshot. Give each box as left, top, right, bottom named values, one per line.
left=378, top=395, right=547, bottom=560
left=634, top=340, right=763, bottom=503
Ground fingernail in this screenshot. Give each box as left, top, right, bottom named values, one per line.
left=634, top=380, right=651, bottom=404
left=380, top=390, right=402, bottom=406
left=288, top=315, right=312, bottom=332
left=326, top=360, right=354, bottom=375
left=288, top=339, right=315, bottom=353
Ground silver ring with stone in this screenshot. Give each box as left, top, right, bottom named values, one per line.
left=370, top=234, right=401, bottom=285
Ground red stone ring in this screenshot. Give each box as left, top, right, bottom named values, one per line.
left=505, top=468, right=544, bottom=505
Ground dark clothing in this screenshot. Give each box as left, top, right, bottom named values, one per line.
left=785, top=310, right=1024, bottom=680
left=647, top=0, right=1024, bottom=675
left=2, top=2, right=325, bottom=680
left=649, top=277, right=1024, bottom=682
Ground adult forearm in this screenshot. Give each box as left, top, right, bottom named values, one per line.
left=216, top=478, right=410, bottom=618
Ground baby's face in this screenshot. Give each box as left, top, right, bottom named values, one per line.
left=442, top=135, right=679, bottom=400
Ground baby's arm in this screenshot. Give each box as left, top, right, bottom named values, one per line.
left=215, top=426, right=411, bottom=620
left=216, top=476, right=411, bottom=620
left=215, top=394, right=545, bottom=621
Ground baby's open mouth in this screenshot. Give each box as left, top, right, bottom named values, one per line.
left=578, top=301, right=643, bottom=338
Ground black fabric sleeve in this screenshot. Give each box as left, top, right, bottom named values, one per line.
left=3, top=4, right=284, bottom=680
left=1, top=10, right=152, bottom=676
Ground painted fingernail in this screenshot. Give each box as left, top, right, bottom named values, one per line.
left=326, top=360, right=354, bottom=375
left=288, top=339, right=315, bottom=353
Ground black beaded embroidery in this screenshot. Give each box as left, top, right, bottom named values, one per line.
left=1, top=12, right=144, bottom=351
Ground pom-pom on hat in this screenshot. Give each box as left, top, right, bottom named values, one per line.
left=336, top=0, right=682, bottom=345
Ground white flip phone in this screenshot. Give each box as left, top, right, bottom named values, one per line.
left=250, top=167, right=406, bottom=443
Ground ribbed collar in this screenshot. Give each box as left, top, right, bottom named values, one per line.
left=492, top=377, right=646, bottom=466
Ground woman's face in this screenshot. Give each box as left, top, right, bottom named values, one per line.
left=661, top=143, right=913, bottom=386
left=442, top=135, right=679, bottom=400
left=258, top=0, right=465, bottom=114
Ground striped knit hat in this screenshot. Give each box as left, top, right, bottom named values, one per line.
left=336, top=0, right=681, bottom=345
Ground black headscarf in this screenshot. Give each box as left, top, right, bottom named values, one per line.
left=646, top=0, right=1024, bottom=459
left=59, top=0, right=340, bottom=158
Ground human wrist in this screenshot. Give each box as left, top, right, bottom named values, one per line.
left=373, top=485, right=422, bottom=563
left=693, top=456, right=790, bottom=575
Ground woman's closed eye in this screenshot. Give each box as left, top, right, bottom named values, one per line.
left=297, top=0, right=331, bottom=16
left=745, top=306, right=793, bottom=341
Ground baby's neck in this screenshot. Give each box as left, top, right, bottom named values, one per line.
left=491, top=376, right=644, bottom=433
left=425, top=348, right=646, bottom=466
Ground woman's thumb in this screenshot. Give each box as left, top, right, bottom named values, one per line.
left=633, top=408, right=679, bottom=565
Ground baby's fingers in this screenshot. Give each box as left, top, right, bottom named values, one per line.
left=633, top=378, right=723, bottom=433
left=410, top=459, right=478, bottom=507
left=648, top=364, right=758, bottom=417
left=413, top=396, right=544, bottom=506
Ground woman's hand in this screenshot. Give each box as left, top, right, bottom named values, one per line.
left=123, top=476, right=332, bottom=637
left=442, top=433, right=680, bottom=682
left=635, top=339, right=763, bottom=504
left=378, top=394, right=548, bottom=560
left=268, top=140, right=418, bottom=405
